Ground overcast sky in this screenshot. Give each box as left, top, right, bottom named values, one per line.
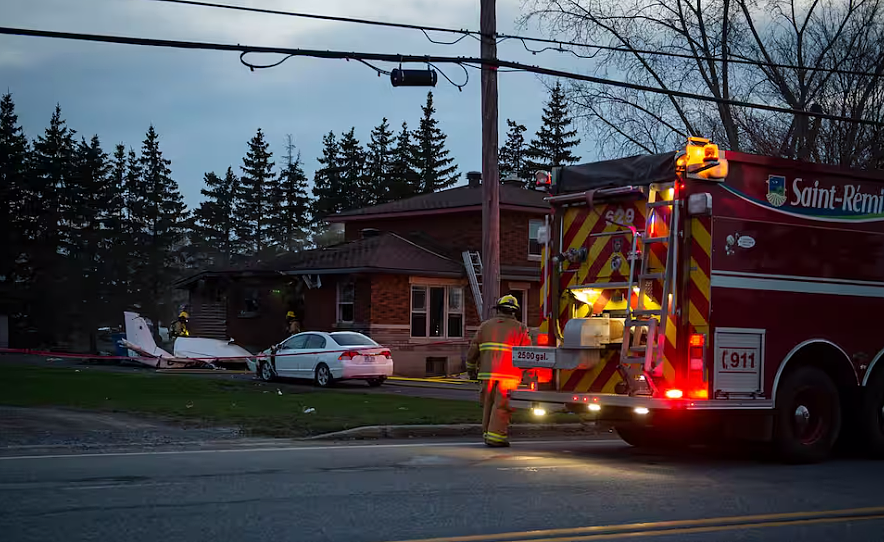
left=2, top=0, right=591, bottom=208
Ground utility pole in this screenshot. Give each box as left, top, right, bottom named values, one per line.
left=480, top=0, right=500, bottom=319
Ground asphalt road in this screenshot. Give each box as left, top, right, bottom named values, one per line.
left=2, top=438, right=884, bottom=542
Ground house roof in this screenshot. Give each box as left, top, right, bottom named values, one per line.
left=329, top=183, right=550, bottom=221
left=269, top=232, right=463, bottom=276
left=175, top=232, right=464, bottom=288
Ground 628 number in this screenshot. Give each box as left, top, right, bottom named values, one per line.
left=605, top=208, right=635, bottom=225
left=722, top=350, right=756, bottom=370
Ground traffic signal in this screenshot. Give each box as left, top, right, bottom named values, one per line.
left=391, top=68, right=438, bottom=87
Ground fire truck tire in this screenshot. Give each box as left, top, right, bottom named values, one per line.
left=614, top=425, right=684, bottom=449
left=774, top=367, right=841, bottom=464
left=860, top=368, right=884, bottom=458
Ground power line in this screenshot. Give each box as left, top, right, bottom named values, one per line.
left=149, top=0, right=883, bottom=78
left=148, top=0, right=477, bottom=40
left=1, top=25, right=882, bottom=128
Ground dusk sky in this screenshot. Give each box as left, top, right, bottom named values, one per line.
left=2, top=0, right=592, bottom=208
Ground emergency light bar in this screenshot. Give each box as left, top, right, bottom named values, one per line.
left=678, top=138, right=728, bottom=181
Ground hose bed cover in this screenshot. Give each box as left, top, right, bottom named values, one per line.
left=553, top=151, right=677, bottom=195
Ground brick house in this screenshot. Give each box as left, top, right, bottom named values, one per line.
left=176, top=179, right=549, bottom=376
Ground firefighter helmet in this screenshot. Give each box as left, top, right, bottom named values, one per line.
left=286, top=311, right=296, bottom=319
left=178, top=311, right=189, bottom=319
left=495, top=295, right=520, bottom=312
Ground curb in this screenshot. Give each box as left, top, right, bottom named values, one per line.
left=385, top=379, right=479, bottom=391
left=306, top=422, right=602, bottom=441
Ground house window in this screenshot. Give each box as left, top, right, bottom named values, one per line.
left=239, top=287, right=260, bottom=318
left=337, top=280, right=355, bottom=323
left=411, top=285, right=464, bottom=338
left=529, top=219, right=544, bottom=257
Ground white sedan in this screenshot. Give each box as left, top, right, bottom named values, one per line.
left=255, top=331, right=393, bottom=387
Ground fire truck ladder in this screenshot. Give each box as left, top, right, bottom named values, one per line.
left=463, top=250, right=484, bottom=317
left=618, top=187, right=680, bottom=395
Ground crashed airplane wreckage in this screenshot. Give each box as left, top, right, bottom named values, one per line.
left=120, top=311, right=254, bottom=369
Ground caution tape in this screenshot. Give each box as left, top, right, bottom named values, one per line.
left=0, top=337, right=474, bottom=364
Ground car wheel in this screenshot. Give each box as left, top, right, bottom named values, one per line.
left=314, top=363, right=333, bottom=388
left=773, top=366, right=841, bottom=464
left=259, top=360, right=275, bottom=382
left=860, top=367, right=884, bottom=458
left=367, top=378, right=385, bottom=387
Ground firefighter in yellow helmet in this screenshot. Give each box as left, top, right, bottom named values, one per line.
left=170, top=311, right=190, bottom=339
left=466, top=294, right=532, bottom=447
left=285, top=310, right=301, bottom=336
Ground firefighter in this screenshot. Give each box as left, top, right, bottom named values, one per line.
left=170, top=311, right=190, bottom=339
left=466, top=295, right=532, bottom=447
left=285, top=311, right=301, bottom=336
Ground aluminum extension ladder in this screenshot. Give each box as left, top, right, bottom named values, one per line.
left=462, top=250, right=483, bottom=317
left=618, top=184, right=680, bottom=395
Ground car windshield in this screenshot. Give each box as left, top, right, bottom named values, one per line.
left=330, top=332, right=378, bottom=347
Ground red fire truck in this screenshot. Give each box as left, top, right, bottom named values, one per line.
left=512, top=137, right=884, bottom=463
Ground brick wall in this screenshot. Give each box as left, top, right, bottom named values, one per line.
left=303, top=280, right=336, bottom=332
left=370, top=275, right=410, bottom=324
left=343, top=210, right=543, bottom=267
left=225, top=277, right=289, bottom=351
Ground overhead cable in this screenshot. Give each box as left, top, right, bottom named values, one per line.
left=149, top=0, right=884, bottom=78
left=1, top=26, right=882, bottom=127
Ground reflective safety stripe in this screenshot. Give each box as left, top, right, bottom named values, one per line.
left=485, top=432, right=508, bottom=443
left=477, top=372, right=520, bottom=381
left=479, top=342, right=513, bottom=352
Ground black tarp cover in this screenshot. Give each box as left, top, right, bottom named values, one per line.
left=552, top=151, right=678, bottom=195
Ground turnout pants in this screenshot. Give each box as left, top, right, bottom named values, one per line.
left=480, top=379, right=515, bottom=445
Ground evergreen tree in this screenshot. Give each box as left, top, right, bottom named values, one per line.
left=121, top=147, right=146, bottom=305
left=67, top=135, right=110, bottom=342
left=388, top=121, right=420, bottom=200
left=100, top=144, right=131, bottom=319
left=135, top=125, right=188, bottom=327
left=193, top=167, right=238, bottom=266
left=413, top=92, right=458, bottom=193
left=0, top=94, right=29, bottom=297
left=28, top=105, right=76, bottom=343
left=525, top=82, right=582, bottom=171
left=312, top=131, right=343, bottom=220
left=338, top=127, right=367, bottom=210
left=365, top=118, right=394, bottom=205
left=235, top=128, right=275, bottom=257
left=499, top=119, right=529, bottom=186
left=268, top=135, right=312, bottom=253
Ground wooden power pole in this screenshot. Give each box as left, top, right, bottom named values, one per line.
left=480, top=0, right=500, bottom=319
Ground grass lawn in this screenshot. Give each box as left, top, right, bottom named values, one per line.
left=0, top=365, right=573, bottom=437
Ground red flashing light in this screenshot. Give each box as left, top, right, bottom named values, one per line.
left=690, top=334, right=705, bottom=347
left=582, top=396, right=589, bottom=402
left=664, top=389, right=684, bottom=399
left=537, top=334, right=550, bottom=346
